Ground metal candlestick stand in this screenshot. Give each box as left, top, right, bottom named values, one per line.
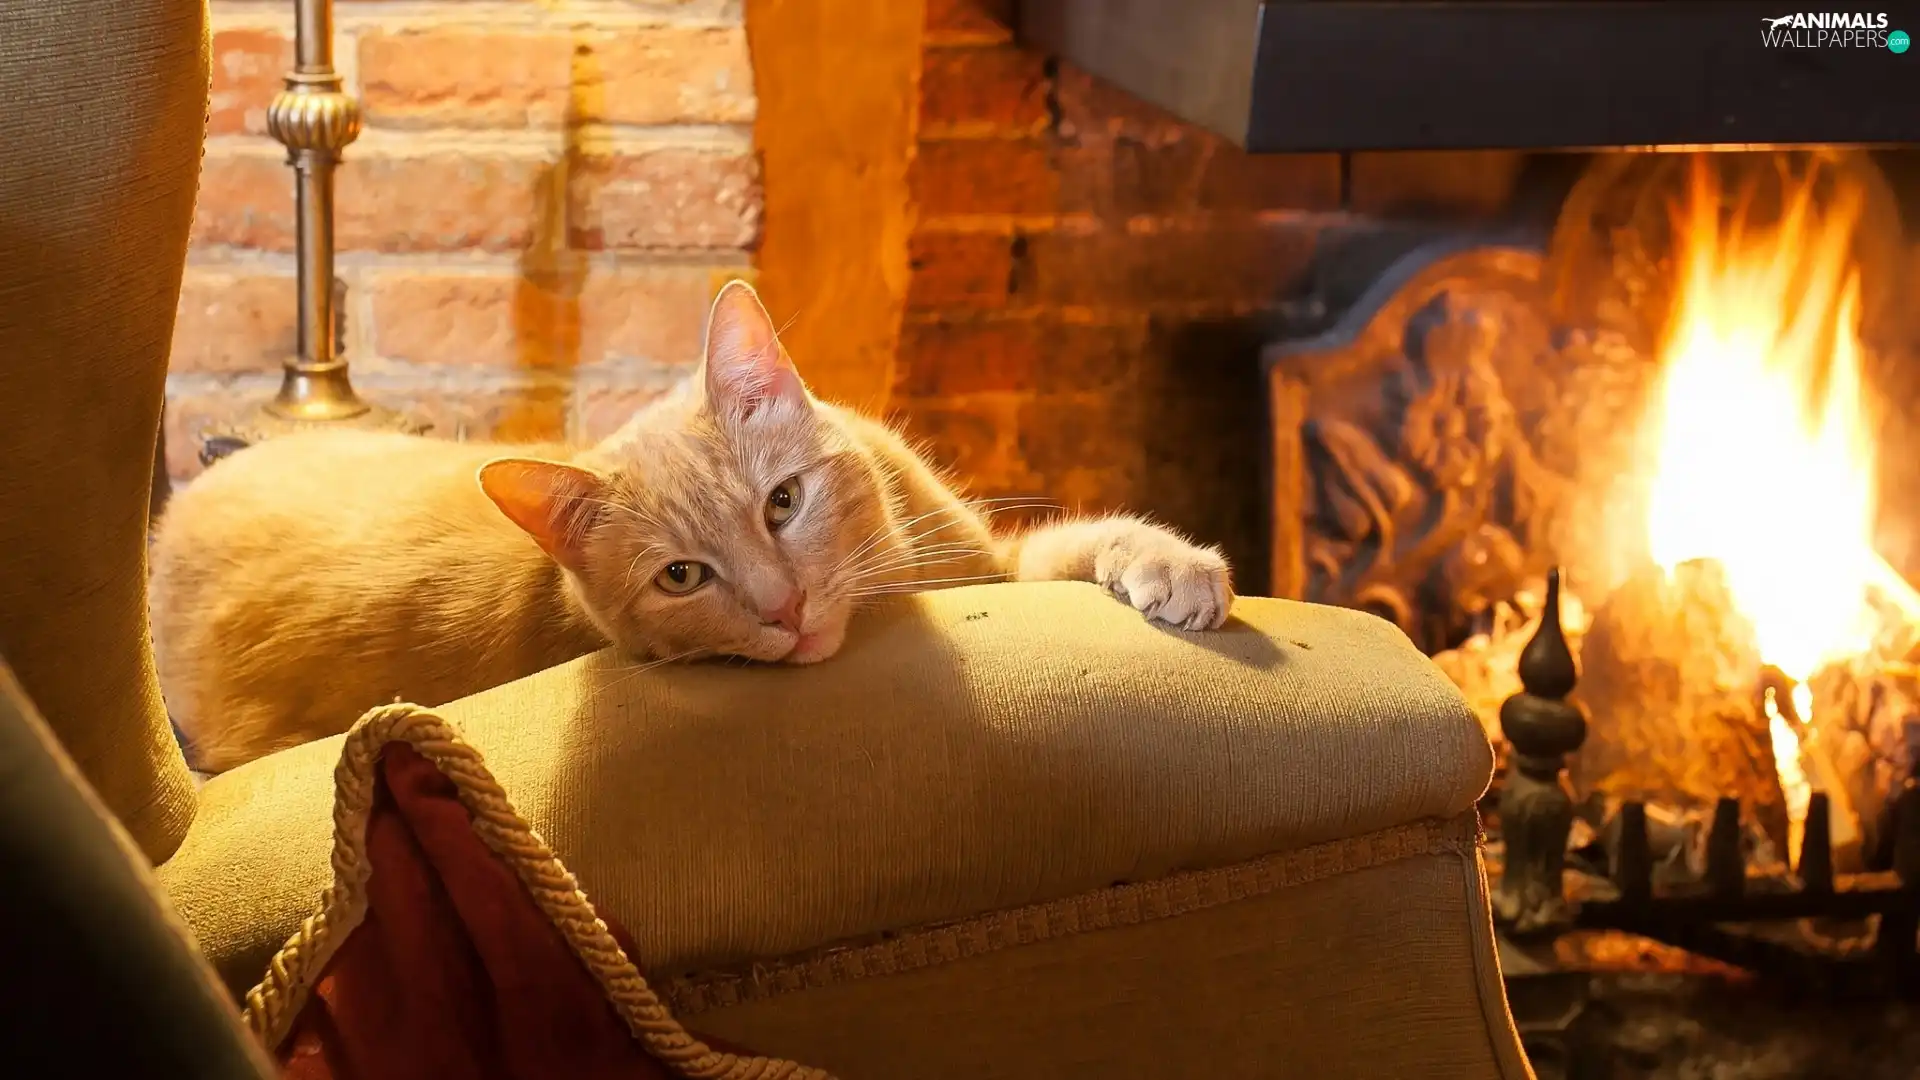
left=199, top=0, right=421, bottom=466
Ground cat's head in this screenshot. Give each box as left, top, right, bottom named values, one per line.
left=477, top=280, right=907, bottom=665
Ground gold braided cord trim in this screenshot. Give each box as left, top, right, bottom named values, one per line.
left=240, top=703, right=832, bottom=1080
left=661, top=813, right=1482, bottom=1017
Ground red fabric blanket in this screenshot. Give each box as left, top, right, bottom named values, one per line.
left=262, top=739, right=817, bottom=1080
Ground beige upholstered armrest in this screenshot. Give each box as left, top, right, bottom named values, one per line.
left=161, top=581, right=1493, bottom=984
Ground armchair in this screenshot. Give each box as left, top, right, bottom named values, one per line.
left=0, top=3, right=1532, bottom=1076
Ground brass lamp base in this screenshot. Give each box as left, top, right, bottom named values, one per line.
left=198, top=369, right=428, bottom=468
left=192, top=0, right=423, bottom=473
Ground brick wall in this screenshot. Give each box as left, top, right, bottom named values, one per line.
left=893, top=0, right=1329, bottom=592
left=167, top=0, right=760, bottom=478
left=894, top=0, right=1525, bottom=592
left=171, top=0, right=1524, bottom=596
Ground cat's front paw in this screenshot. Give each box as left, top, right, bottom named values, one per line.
left=1093, top=525, right=1233, bottom=631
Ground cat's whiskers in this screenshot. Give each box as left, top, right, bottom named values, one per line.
left=835, top=533, right=999, bottom=579
left=838, top=545, right=994, bottom=588
left=839, top=496, right=1040, bottom=564
left=833, top=497, right=1058, bottom=581
left=579, top=646, right=711, bottom=708
left=832, top=502, right=968, bottom=575
left=845, top=570, right=1010, bottom=603
left=857, top=537, right=994, bottom=567
left=887, top=501, right=1059, bottom=566
left=831, top=501, right=1060, bottom=588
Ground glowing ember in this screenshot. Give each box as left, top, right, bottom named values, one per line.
left=1643, top=159, right=1920, bottom=852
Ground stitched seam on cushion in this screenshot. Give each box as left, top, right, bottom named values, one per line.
left=661, top=813, right=1481, bottom=1016
left=1458, top=814, right=1540, bottom=1080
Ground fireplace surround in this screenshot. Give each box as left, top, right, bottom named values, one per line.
left=1022, top=2, right=1920, bottom=1075
left=1268, top=143, right=1920, bottom=1080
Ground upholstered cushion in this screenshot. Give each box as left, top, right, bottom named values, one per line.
left=674, top=815, right=1531, bottom=1079
left=159, top=581, right=1493, bottom=990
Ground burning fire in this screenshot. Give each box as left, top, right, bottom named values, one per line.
left=1765, top=683, right=1814, bottom=862
left=1642, top=159, right=1920, bottom=861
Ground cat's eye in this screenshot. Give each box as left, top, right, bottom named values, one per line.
left=654, top=561, right=713, bottom=595
left=765, top=476, right=802, bottom=529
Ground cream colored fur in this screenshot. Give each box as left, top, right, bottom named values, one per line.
left=150, top=282, right=1233, bottom=772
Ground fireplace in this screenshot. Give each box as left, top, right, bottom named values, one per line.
left=1022, top=1, right=1920, bottom=1074
left=1269, top=148, right=1920, bottom=818
left=1267, top=143, right=1920, bottom=1080
left=1277, top=146, right=1920, bottom=990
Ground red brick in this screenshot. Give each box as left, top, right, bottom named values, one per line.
left=1051, top=63, right=1186, bottom=145
left=210, top=28, right=290, bottom=136
left=163, top=382, right=260, bottom=481
left=1046, top=467, right=1139, bottom=516
left=919, top=46, right=1048, bottom=135
left=366, top=264, right=724, bottom=370
left=1198, top=146, right=1342, bottom=213
left=895, top=316, right=1142, bottom=397
left=889, top=397, right=1021, bottom=485
left=925, top=0, right=1014, bottom=43
left=1013, top=221, right=1318, bottom=308
left=574, top=26, right=755, bottom=125
left=568, top=148, right=760, bottom=251
left=907, top=231, right=1015, bottom=310
left=1054, top=135, right=1206, bottom=218
left=1347, top=151, right=1528, bottom=218
left=171, top=268, right=298, bottom=374
left=339, top=152, right=549, bottom=252
left=1015, top=394, right=1144, bottom=478
left=575, top=265, right=722, bottom=365
left=387, top=384, right=569, bottom=443
left=192, top=153, right=294, bottom=250
left=1063, top=134, right=1343, bottom=218
left=358, top=29, right=573, bottom=128
left=368, top=273, right=559, bottom=369
left=572, top=382, right=684, bottom=444
left=911, top=139, right=1056, bottom=216
left=193, top=151, right=548, bottom=253
left=163, top=381, right=567, bottom=478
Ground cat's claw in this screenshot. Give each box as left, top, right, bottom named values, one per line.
left=1095, top=531, right=1233, bottom=631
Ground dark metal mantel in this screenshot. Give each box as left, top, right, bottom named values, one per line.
left=1018, top=1, right=1920, bottom=152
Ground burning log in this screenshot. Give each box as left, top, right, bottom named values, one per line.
left=1572, top=559, right=1791, bottom=857
left=1804, top=599, right=1920, bottom=871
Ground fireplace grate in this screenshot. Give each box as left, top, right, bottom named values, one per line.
left=1495, top=568, right=1920, bottom=998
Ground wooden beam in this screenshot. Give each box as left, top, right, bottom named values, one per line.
left=745, top=0, right=926, bottom=412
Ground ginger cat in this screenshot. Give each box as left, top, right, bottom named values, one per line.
left=150, top=282, right=1233, bottom=772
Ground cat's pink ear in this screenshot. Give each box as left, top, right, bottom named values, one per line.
left=478, top=458, right=606, bottom=573
left=702, top=279, right=807, bottom=420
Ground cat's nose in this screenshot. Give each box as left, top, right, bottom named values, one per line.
left=760, top=589, right=807, bottom=633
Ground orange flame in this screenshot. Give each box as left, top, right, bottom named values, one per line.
left=1642, top=159, right=1920, bottom=856
left=1644, top=161, right=1900, bottom=684
left=1764, top=683, right=1814, bottom=865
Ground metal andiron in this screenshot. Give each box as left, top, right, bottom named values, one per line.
left=1493, top=568, right=1587, bottom=937
left=200, top=0, right=421, bottom=465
